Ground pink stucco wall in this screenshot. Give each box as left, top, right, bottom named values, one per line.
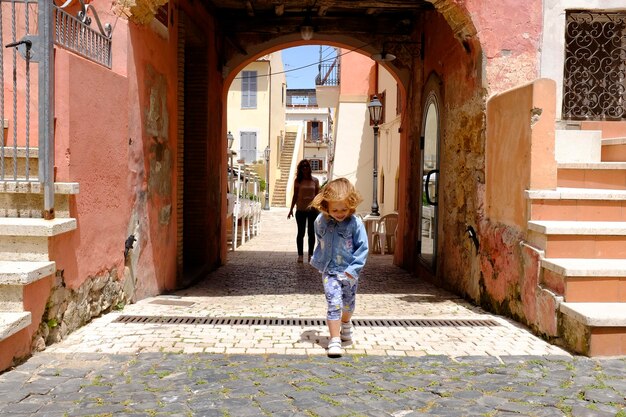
left=339, top=51, right=373, bottom=96
left=465, top=0, right=542, bottom=91
left=50, top=50, right=130, bottom=290
left=126, top=21, right=179, bottom=298
left=486, top=79, right=556, bottom=228
left=480, top=79, right=558, bottom=336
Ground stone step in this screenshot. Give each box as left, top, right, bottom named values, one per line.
left=0, top=181, right=79, bottom=218
left=541, top=258, right=626, bottom=302
left=0, top=311, right=31, bottom=340
left=555, top=130, right=602, bottom=163
left=528, top=220, right=626, bottom=258
left=601, top=137, right=626, bottom=162
left=559, top=302, right=626, bottom=356
left=527, top=187, right=626, bottom=221
left=0, top=218, right=76, bottom=261
left=0, top=147, right=40, bottom=179
left=0, top=261, right=56, bottom=284
left=557, top=162, right=626, bottom=190
left=0, top=217, right=77, bottom=236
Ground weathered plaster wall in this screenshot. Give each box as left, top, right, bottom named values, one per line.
left=482, top=79, right=559, bottom=337
left=407, top=0, right=549, bottom=337
left=23, top=0, right=224, bottom=359
left=52, top=50, right=130, bottom=291
left=407, top=10, right=483, bottom=294
left=126, top=12, right=179, bottom=299
left=465, top=0, right=542, bottom=91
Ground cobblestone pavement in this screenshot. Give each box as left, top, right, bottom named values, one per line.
left=1, top=208, right=625, bottom=416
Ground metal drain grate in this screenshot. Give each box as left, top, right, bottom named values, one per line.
left=113, top=315, right=501, bottom=328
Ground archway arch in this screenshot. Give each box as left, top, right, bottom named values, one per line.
left=175, top=0, right=486, bottom=289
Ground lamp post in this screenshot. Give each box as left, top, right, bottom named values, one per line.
left=367, top=95, right=383, bottom=216
left=263, top=146, right=270, bottom=210
left=227, top=131, right=234, bottom=188
left=227, top=131, right=234, bottom=151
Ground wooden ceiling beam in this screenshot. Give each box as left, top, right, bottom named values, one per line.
left=245, top=0, right=254, bottom=16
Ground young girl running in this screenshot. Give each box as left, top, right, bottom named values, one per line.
left=309, top=178, right=369, bottom=357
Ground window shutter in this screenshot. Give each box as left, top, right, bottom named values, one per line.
left=240, top=132, right=257, bottom=162
left=241, top=71, right=258, bottom=109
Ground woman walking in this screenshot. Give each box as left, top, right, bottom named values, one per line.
left=287, top=159, right=320, bottom=263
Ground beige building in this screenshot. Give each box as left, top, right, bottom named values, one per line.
left=331, top=49, right=401, bottom=218
left=227, top=53, right=286, bottom=199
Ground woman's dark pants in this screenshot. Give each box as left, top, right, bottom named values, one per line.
left=295, top=209, right=318, bottom=256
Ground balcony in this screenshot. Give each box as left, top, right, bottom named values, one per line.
left=286, top=89, right=318, bottom=108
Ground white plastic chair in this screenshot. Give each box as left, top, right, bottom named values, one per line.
left=373, top=213, right=399, bottom=255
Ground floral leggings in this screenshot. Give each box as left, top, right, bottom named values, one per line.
left=322, top=272, right=358, bottom=321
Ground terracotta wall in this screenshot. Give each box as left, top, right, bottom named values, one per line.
left=1, top=2, right=40, bottom=147
left=51, top=49, right=131, bottom=291
left=481, top=79, right=559, bottom=336
left=404, top=0, right=546, bottom=312
left=51, top=0, right=224, bottom=301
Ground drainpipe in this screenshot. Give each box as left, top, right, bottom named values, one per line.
left=374, top=62, right=379, bottom=94
left=267, top=60, right=272, bottom=207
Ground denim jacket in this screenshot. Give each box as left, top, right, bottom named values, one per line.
left=310, top=213, right=369, bottom=278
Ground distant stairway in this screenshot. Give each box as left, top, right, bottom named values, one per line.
left=0, top=147, right=78, bottom=366
left=271, top=132, right=296, bottom=207
left=526, top=129, right=626, bottom=356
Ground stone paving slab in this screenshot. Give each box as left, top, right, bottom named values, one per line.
left=46, top=207, right=568, bottom=358
left=3, top=208, right=625, bottom=416
left=0, top=352, right=624, bottom=416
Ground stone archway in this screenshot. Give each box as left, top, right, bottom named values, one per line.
left=214, top=2, right=483, bottom=280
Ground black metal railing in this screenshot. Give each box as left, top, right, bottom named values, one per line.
left=286, top=89, right=317, bottom=108
left=563, top=11, right=626, bottom=120
left=315, top=58, right=340, bottom=87
left=54, top=0, right=113, bottom=68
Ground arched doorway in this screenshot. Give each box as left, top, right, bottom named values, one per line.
left=419, top=76, right=442, bottom=270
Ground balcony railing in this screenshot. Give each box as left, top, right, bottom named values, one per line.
left=304, top=134, right=329, bottom=144
left=315, top=58, right=340, bottom=87
left=286, top=89, right=317, bottom=108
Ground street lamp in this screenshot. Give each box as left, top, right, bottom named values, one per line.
left=263, top=146, right=270, bottom=210
left=227, top=131, right=234, bottom=150
left=367, top=95, right=383, bottom=216
left=227, top=131, right=235, bottom=190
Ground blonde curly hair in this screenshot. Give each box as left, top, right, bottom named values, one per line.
left=310, top=178, right=362, bottom=216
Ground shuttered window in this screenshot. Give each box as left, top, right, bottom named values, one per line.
left=241, top=71, right=257, bottom=109
left=240, top=132, right=257, bottom=163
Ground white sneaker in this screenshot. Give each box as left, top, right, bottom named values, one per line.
left=327, top=337, right=342, bottom=358
left=340, top=321, right=353, bottom=342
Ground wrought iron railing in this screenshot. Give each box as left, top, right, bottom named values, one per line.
left=315, top=58, right=340, bottom=87
left=54, top=0, right=112, bottom=68
left=563, top=11, right=626, bottom=120
left=286, top=89, right=317, bottom=108
left=0, top=0, right=56, bottom=216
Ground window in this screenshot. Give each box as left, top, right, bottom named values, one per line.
left=239, top=132, right=257, bottom=163
left=241, top=71, right=257, bottom=109
left=563, top=11, right=626, bottom=120
left=309, top=159, right=323, bottom=171
left=307, top=121, right=323, bottom=142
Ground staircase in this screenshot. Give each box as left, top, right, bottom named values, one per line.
left=271, top=131, right=296, bottom=207
left=526, top=128, right=626, bottom=356
left=0, top=147, right=78, bottom=367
